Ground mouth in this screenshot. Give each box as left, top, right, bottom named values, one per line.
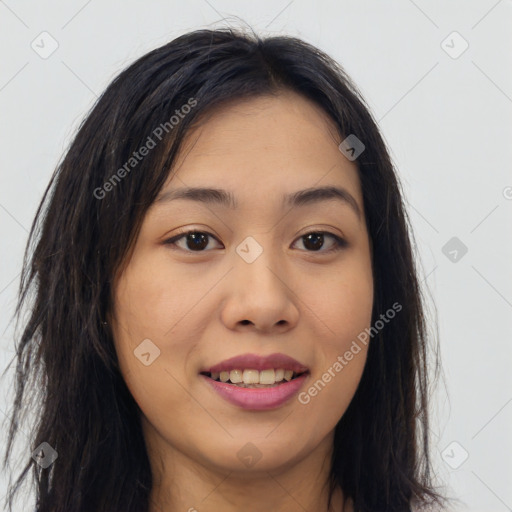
left=199, top=352, right=310, bottom=410
left=200, top=369, right=309, bottom=388
left=199, top=369, right=310, bottom=410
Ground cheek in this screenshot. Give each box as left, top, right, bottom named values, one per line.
left=110, top=254, right=206, bottom=415
left=302, top=247, right=374, bottom=350
left=296, top=350, right=367, bottom=437
left=295, top=253, right=373, bottom=422
left=112, top=248, right=213, bottom=344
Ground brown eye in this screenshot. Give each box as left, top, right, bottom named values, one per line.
left=164, top=230, right=347, bottom=254
left=293, top=232, right=347, bottom=253
left=164, top=231, right=222, bottom=252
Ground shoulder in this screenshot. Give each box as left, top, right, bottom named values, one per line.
left=343, top=498, right=414, bottom=512
left=344, top=496, right=354, bottom=512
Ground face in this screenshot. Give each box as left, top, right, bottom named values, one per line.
left=110, top=91, right=373, bottom=484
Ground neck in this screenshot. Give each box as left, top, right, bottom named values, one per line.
left=149, top=474, right=345, bottom=512
left=144, top=421, right=345, bottom=511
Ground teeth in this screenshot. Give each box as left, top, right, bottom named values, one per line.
left=259, top=369, right=275, bottom=385
left=242, top=369, right=259, bottom=384
left=229, top=369, right=243, bottom=383
left=209, top=368, right=302, bottom=385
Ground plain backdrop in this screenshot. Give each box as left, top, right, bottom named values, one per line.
left=1, top=1, right=511, bottom=511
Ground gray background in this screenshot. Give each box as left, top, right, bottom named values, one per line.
left=1, top=1, right=511, bottom=511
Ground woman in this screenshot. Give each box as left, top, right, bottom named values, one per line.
left=2, top=27, right=450, bottom=511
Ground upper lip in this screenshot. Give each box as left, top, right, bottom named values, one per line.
left=200, top=352, right=309, bottom=374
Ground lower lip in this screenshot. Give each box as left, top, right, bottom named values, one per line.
left=201, top=373, right=309, bottom=410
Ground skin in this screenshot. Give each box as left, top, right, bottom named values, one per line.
left=110, top=90, right=372, bottom=512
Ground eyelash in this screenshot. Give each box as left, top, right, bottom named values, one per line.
left=163, top=229, right=348, bottom=254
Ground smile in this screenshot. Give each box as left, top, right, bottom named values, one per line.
left=201, top=368, right=307, bottom=387
left=200, top=370, right=309, bottom=410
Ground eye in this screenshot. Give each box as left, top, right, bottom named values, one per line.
left=293, top=231, right=348, bottom=253
left=164, top=230, right=223, bottom=252
left=163, top=230, right=347, bottom=253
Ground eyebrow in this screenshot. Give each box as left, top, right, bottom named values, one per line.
left=154, top=185, right=362, bottom=220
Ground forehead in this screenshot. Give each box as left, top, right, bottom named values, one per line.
left=157, top=91, right=364, bottom=214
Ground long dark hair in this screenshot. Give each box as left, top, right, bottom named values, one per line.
left=2, top=26, right=451, bottom=511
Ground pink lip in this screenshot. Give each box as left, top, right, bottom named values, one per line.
left=201, top=373, right=309, bottom=410
left=200, top=352, right=309, bottom=373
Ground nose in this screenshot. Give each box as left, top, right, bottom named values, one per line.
left=220, top=244, right=300, bottom=333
